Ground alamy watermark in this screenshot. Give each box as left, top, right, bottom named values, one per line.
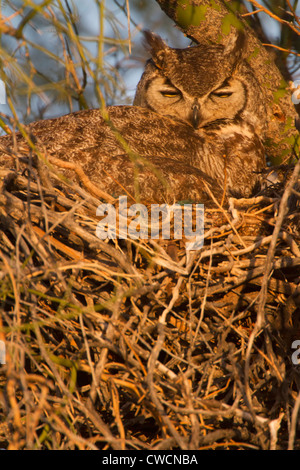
left=96, top=196, right=204, bottom=251
left=291, top=80, right=300, bottom=105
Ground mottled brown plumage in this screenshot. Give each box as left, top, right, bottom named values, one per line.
left=0, top=31, right=266, bottom=206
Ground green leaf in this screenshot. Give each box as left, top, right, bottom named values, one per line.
left=176, top=0, right=208, bottom=28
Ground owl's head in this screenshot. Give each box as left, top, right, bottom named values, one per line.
left=134, top=31, right=266, bottom=134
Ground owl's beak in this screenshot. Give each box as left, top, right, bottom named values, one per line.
left=191, top=102, right=200, bottom=129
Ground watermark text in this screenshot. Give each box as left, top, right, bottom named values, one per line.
left=96, top=196, right=204, bottom=251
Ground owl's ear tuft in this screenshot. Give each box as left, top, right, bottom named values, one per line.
left=143, top=30, right=168, bottom=69
left=224, top=30, right=247, bottom=65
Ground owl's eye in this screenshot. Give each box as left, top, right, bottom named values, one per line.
left=160, top=90, right=181, bottom=98
left=211, top=91, right=233, bottom=98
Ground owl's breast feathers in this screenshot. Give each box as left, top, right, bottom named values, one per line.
left=0, top=106, right=265, bottom=205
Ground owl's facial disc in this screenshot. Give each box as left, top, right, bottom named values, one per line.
left=141, top=72, right=246, bottom=129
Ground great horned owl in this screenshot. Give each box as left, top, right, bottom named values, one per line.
left=134, top=31, right=267, bottom=136
left=0, top=31, right=266, bottom=205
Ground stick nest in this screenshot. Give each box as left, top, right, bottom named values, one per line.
left=0, top=160, right=300, bottom=450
